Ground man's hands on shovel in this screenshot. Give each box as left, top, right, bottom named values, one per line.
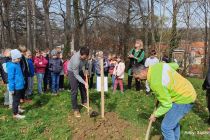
left=149, top=114, right=156, bottom=122
left=85, top=82, right=88, bottom=90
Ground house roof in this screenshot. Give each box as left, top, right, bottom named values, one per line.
left=191, top=42, right=205, bottom=48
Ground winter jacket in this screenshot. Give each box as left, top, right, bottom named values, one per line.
left=0, top=57, right=11, bottom=84
left=85, top=59, right=95, bottom=77
left=63, top=60, right=69, bottom=75
left=113, top=62, right=125, bottom=79
left=20, top=55, right=30, bottom=78
left=147, top=63, right=197, bottom=117
left=94, top=58, right=109, bottom=76
left=7, top=62, right=25, bottom=92
left=34, top=56, right=48, bottom=73
left=49, top=58, right=63, bottom=74
left=109, top=60, right=117, bottom=75
left=27, top=58, right=35, bottom=77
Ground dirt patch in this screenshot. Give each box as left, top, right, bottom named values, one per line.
left=68, top=112, right=142, bottom=140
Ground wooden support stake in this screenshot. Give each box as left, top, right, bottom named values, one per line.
left=100, top=58, right=105, bottom=118
left=85, top=74, right=90, bottom=114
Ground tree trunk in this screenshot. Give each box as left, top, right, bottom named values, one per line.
left=65, top=0, right=71, bottom=52
left=0, top=1, right=5, bottom=49
left=26, top=0, right=32, bottom=50
left=43, top=0, right=53, bottom=50
left=82, top=0, right=89, bottom=46
left=169, top=0, right=179, bottom=59
left=73, top=0, right=80, bottom=50
left=123, top=0, right=132, bottom=61
left=13, top=0, right=20, bottom=47
left=150, top=0, right=156, bottom=47
left=183, top=0, right=190, bottom=76
left=204, top=0, right=209, bottom=77
left=31, top=0, right=37, bottom=52
left=137, top=0, right=149, bottom=57
left=2, top=0, right=12, bottom=48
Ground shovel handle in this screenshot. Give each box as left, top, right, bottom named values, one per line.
left=145, top=100, right=159, bottom=140
left=85, top=74, right=90, bottom=114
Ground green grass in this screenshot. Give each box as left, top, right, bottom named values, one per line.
left=0, top=77, right=210, bottom=140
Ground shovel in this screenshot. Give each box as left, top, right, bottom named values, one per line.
left=145, top=100, right=159, bottom=140
left=84, top=74, right=99, bottom=118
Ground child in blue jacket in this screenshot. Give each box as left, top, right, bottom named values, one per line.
left=26, top=50, right=35, bottom=96
left=7, top=49, right=25, bottom=119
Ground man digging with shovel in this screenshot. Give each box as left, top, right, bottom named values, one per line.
left=68, top=47, right=90, bottom=118
left=133, top=62, right=197, bottom=140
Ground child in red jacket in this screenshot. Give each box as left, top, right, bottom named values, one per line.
left=34, top=50, right=48, bottom=94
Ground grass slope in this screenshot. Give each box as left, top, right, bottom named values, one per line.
left=0, top=77, right=209, bottom=140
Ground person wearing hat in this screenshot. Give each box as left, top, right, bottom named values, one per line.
left=49, top=49, right=63, bottom=94
left=7, top=49, right=26, bottom=119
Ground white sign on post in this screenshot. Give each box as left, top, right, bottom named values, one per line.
left=97, top=77, right=108, bottom=92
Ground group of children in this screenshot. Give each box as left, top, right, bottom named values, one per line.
left=0, top=43, right=161, bottom=119
left=0, top=46, right=69, bottom=119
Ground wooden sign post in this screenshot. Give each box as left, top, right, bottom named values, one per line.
left=100, top=58, right=105, bottom=118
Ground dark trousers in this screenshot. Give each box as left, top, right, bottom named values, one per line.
left=44, top=72, right=52, bottom=92
left=21, top=77, right=28, bottom=99
left=89, top=76, right=94, bottom=89
left=127, top=75, right=141, bottom=91
left=68, top=71, right=87, bottom=111
left=13, top=89, right=24, bottom=115
left=67, top=74, right=71, bottom=90
left=59, top=75, right=64, bottom=89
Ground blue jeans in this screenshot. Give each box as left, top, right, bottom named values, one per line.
left=51, top=72, right=60, bottom=93
left=112, top=75, right=116, bottom=88
left=36, top=73, right=44, bottom=94
left=161, top=103, right=193, bottom=140
left=26, top=77, right=34, bottom=96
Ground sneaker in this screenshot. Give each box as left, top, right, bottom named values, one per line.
left=18, top=108, right=25, bottom=114
left=74, top=111, right=81, bottom=118
left=13, top=114, right=25, bottom=119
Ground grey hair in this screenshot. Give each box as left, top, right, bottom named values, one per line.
left=132, top=65, right=147, bottom=75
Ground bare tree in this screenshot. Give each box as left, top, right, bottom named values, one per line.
left=2, top=0, right=12, bottom=48
left=31, top=0, right=37, bottom=51
left=43, top=0, right=53, bottom=49
left=26, top=0, right=32, bottom=50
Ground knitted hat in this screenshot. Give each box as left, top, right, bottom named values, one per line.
left=10, top=49, right=22, bottom=60
left=51, top=50, right=57, bottom=56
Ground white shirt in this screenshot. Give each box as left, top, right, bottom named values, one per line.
left=145, top=57, right=159, bottom=67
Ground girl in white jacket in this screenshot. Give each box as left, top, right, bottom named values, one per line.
left=113, top=56, right=125, bottom=93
